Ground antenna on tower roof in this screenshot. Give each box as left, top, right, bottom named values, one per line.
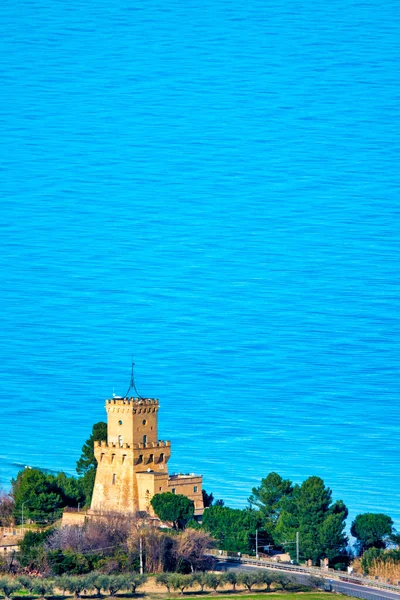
left=124, top=359, right=144, bottom=399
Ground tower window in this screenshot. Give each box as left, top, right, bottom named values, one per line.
left=171, top=488, right=176, bottom=494
left=142, top=419, right=147, bottom=425
left=100, top=453, right=104, bottom=462
left=149, top=454, right=153, bottom=463
left=112, top=474, right=116, bottom=485
left=143, top=435, right=147, bottom=446
left=122, top=454, right=126, bottom=464
left=111, top=454, right=115, bottom=463
left=194, top=486, right=198, bottom=493
left=118, top=420, right=123, bottom=425
left=138, top=455, right=143, bottom=464
left=159, top=453, right=164, bottom=462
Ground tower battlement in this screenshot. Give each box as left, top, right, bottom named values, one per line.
left=94, top=440, right=170, bottom=449
left=106, top=397, right=159, bottom=407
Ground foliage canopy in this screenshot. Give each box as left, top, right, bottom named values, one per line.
left=151, top=492, right=194, bottom=529
left=351, top=513, right=394, bottom=553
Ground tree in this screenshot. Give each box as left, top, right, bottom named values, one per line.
left=139, top=527, right=170, bottom=573
left=84, top=572, right=109, bottom=597
left=259, top=570, right=278, bottom=590
left=155, top=573, right=172, bottom=593
left=0, top=578, right=19, bottom=600
left=126, top=574, right=146, bottom=594
left=76, top=422, right=107, bottom=506
left=174, top=528, right=215, bottom=572
left=193, top=572, right=209, bottom=592
left=151, top=493, right=194, bottom=530
left=105, top=575, right=129, bottom=598
left=19, top=530, right=54, bottom=572
left=31, top=579, right=54, bottom=600
left=169, top=574, right=194, bottom=595
left=47, top=550, right=92, bottom=575
left=202, top=490, right=214, bottom=508
left=12, top=469, right=84, bottom=523
left=221, top=571, right=237, bottom=591
left=249, top=472, right=293, bottom=523
left=0, top=493, right=14, bottom=527
left=351, top=513, right=394, bottom=553
left=237, top=572, right=264, bottom=591
left=13, top=469, right=63, bottom=522
left=201, top=505, right=266, bottom=553
left=76, top=422, right=107, bottom=475
left=275, top=573, right=293, bottom=590
left=45, top=516, right=132, bottom=555
left=204, top=573, right=221, bottom=593
left=274, top=476, right=348, bottom=564
left=16, top=576, right=35, bottom=594
left=57, top=575, right=86, bottom=599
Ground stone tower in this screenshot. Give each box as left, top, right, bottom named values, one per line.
left=91, top=397, right=204, bottom=516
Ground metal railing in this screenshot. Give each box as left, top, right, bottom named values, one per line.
left=206, top=551, right=400, bottom=595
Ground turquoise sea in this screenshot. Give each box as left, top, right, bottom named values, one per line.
left=0, top=0, right=399, bottom=531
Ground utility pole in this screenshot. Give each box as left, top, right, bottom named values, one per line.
left=139, top=534, right=144, bottom=575
left=296, top=531, right=299, bottom=564
left=255, top=529, right=259, bottom=557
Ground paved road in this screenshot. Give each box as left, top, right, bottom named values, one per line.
left=217, top=561, right=400, bottom=600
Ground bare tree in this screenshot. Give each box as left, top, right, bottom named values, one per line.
left=174, top=528, right=215, bottom=572
left=140, top=527, right=171, bottom=573
left=0, top=492, right=14, bottom=527
left=46, top=512, right=135, bottom=554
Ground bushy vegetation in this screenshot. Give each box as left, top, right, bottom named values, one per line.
left=359, top=547, right=400, bottom=580
left=1, top=518, right=214, bottom=577
left=12, top=470, right=84, bottom=524
left=8, top=423, right=107, bottom=526
left=202, top=505, right=265, bottom=553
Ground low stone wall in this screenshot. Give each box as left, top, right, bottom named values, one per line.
left=61, top=511, right=88, bottom=527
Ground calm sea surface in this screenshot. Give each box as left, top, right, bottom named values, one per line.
left=0, top=0, right=399, bottom=531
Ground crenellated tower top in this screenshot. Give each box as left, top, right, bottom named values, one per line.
left=106, top=396, right=160, bottom=447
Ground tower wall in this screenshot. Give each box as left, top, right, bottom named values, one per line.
left=91, top=439, right=171, bottom=512
left=136, top=472, right=169, bottom=513
left=91, top=443, right=137, bottom=512
left=107, top=398, right=159, bottom=446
